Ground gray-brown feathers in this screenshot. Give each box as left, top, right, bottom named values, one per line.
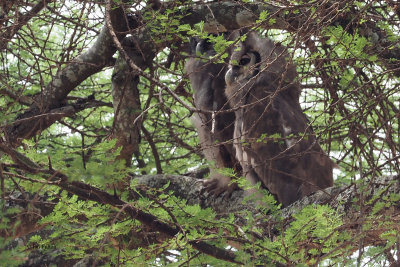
left=185, top=37, right=239, bottom=196
left=225, top=32, right=333, bottom=207
left=185, top=32, right=334, bottom=207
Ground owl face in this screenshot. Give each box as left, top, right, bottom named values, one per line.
left=224, top=32, right=301, bottom=104
left=195, top=38, right=215, bottom=58
left=225, top=50, right=260, bottom=86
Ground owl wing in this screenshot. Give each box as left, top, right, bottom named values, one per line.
left=243, top=90, right=332, bottom=206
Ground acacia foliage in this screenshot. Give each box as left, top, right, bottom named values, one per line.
left=0, top=0, right=399, bottom=266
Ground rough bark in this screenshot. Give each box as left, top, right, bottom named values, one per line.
left=110, top=35, right=156, bottom=166
left=181, top=2, right=400, bottom=73
left=136, top=174, right=400, bottom=217
left=3, top=5, right=129, bottom=147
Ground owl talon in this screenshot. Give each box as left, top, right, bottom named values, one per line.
left=201, top=174, right=237, bottom=199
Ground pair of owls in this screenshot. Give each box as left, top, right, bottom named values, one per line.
left=185, top=31, right=334, bottom=207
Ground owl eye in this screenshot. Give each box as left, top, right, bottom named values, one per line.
left=239, top=55, right=251, bottom=66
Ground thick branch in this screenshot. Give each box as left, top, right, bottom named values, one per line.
left=0, top=144, right=240, bottom=264
left=4, top=5, right=129, bottom=147
left=182, top=2, right=400, bottom=72
left=5, top=171, right=400, bottom=265
left=1, top=143, right=399, bottom=264
left=107, top=0, right=156, bottom=166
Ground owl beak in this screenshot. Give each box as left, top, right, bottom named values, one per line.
left=225, top=67, right=235, bottom=86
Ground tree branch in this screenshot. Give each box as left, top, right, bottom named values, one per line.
left=3, top=4, right=129, bottom=147
left=5, top=1, right=399, bottom=147
left=0, top=1, right=54, bottom=51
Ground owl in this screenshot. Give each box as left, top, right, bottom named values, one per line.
left=224, top=31, right=334, bottom=207
left=185, top=36, right=240, bottom=196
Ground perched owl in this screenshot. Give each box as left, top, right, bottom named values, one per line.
left=224, top=31, right=334, bottom=207
left=185, top=36, right=240, bottom=196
